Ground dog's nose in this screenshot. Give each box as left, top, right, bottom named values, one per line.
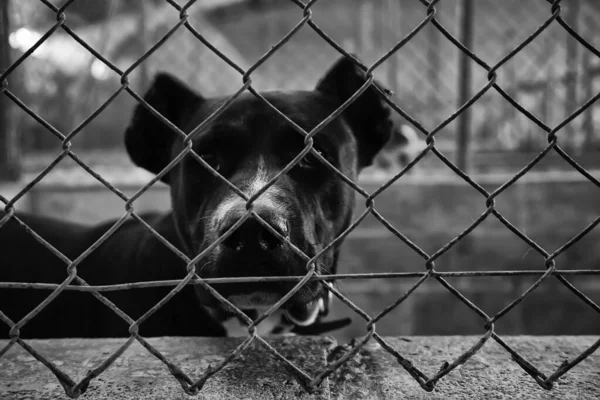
left=219, top=216, right=289, bottom=252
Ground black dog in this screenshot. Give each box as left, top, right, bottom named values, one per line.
left=0, top=56, right=394, bottom=339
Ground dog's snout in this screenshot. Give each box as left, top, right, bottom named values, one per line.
left=219, top=214, right=289, bottom=252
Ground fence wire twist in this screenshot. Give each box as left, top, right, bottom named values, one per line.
left=1, top=0, right=600, bottom=397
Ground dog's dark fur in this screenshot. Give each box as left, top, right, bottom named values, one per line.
left=0, top=56, right=394, bottom=339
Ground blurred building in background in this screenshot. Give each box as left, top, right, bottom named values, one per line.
left=7, top=0, right=600, bottom=159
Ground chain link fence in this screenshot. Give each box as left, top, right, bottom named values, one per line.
left=1, top=0, right=600, bottom=397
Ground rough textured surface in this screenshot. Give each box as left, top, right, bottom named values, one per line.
left=0, top=336, right=334, bottom=400
left=328, top=336, right=600, bottom=400
left=1, top=336, right=599, bottom=399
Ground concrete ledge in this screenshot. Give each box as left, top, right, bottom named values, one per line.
left=0, top=336, right=598, bottom=399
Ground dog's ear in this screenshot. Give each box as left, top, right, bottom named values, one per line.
left=316, top=56, right=393, bottom=168
left=125, top=73, right=204, bottom=183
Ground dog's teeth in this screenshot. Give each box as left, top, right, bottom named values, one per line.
left=285, top=299, right=320, bottom=327
left=318, top=298, right=325, bottom=313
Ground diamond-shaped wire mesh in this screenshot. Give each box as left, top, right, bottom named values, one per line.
left=1, top=0, right=600, bottom=397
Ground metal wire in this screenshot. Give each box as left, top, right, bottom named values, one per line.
left=0, top=0, right=599, bottom=397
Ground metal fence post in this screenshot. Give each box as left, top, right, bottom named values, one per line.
left=427, top=7, right=441, bottom=110
left=564, top=0, right=580, bottom=152
left=582, top=29, right=594, bottom=148
left=137, top=0, right=150, bottom=92
left=455, top=0, right=474, bottom=172
left=0, top=0, right=20, bottom=182
left=385, top=0, right=399, bottom=95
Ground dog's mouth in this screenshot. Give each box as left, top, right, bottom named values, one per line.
left=284, top=297, right=324, bottom=327
left=227, top=291, right=324, bottom=327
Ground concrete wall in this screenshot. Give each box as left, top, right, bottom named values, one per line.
left=3, top=336, right=599, bottom=399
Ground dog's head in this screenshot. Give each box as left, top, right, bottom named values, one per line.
left=124, top=56, right=393, bottom=328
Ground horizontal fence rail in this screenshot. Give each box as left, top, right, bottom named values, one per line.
left=1, top=0, right=600, bottom=397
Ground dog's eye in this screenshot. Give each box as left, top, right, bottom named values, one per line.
left=200, top=153, right=222, bottom=171
left=298, top=149, right=326, bottom=169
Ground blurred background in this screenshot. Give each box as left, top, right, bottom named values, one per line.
left=1, top=0, right=600, bottom=343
